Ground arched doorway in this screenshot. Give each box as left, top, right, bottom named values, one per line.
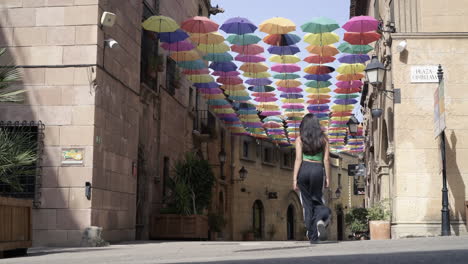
left=287, top=204, right=295, bottom=240
left=252, top=200, right=264, bottom=239
left=336, top=205, right=344, bottom=240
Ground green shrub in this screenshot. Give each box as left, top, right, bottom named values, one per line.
left=367, top=199, right=391, bottom=221
left=345, top=207, right=369, bottom=233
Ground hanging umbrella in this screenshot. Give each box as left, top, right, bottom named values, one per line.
left=283, top=103, right=305, bottom=109
left=334, top=87, right=361, bottom=93
left=273, top=73, right=301, bottom=79
left=335, top=93, right=360, bottom=99
left=280, top=93, right=303, bottom=99
left=235, top=54, right=266, bottom=63
left=198, top=88, right=223, bottom=94
left=269, top=55, right=301, bottom=64
left=306, top=45, right=339, bottom=56
left=336, top=73, right=365, bottom=81
left=282, top=98, right=304, bottom=103
left=190, top=32, right=225, bottom=44
left=193, top=82, right=219, bottom=88
left=177, top=59, right=206, bottom=69
left=255, top=97, right=278, bottom=102
left=181, top=16, right=219, bottom=33
left=334, top=99, right=358, bottom=105
left=305, top=87, right=331, bottom=93
left=240, top=63, right=269, bottom=73
left=229, top=95, right=252, bottom=101
left=226, top=34, right=261, bottom=45
left=252, top=92, right=276, bottom=98
left=343, top=16, right=379, bottom=32
left=243, top=71, right=271, bottom=78
left=158, top=29, right=189, bottom=43
left=187, top=74, right=213, bottom=83
left=212, top=70, right=240, bottom=76
left=271, top=64, right=301, bottom=73
left=305, top=80, right=332, bottom=88
left=183, top=68, right=210, bottom=75
left=344, top=32, right=381, bottom=45
left=278, top=87, right=303, bottom=93
left=260, top=111, right=282, bottom=116
left=170, top=50, right=201, bottom=61
left=337, top=43, right=374, bottom=54
left=217, top=76, right=243, bottom=85
left=336, top=63, right=366, bottom=74
left=221, top=84, right=246, bottom=91
left=307, top=94, right=331, bottom=99
left=160, top=40, right=195, bottom=51
left=307, top=104, right=330, bottom=111
left=197, top=42, right=230, bottom=53
left=203, top=52, right=233, bottom=62
left=303, top=74, right=332, bottom=81
left=331, top=104, right=355, bottom=111
left=259, top=17, right=296, bottom=34
left=303, top=55, right=335, bottom=64
left=220, top=17, right=257, bottom=34
left=226, top=90, right=249, bottom=96
left=301, top=17, right=339, bottom=33
left=304, top=65, right=335, bottom=74
left=336, top=80, right=363, bottom=89
left=248, top=85, right=275, bottom=92
left=267, top=45, right=300, bottom=55
left=304, top=32, right=339, bottom=46
left=209, top=61, right=237, bottom=72
left=307, top=98, right=331, bottom=104
left=263, top=33, right=301, bottom=46
left=276, top=79, right=302, bottom=87
left=246, top=78, right=273, bottom=86
left=338, top=54, right=370, bottom=64
left=142, top=15, right=179, bottom=33
left=231, top=44, right=264, bottom=54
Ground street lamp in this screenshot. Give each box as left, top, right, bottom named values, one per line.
left=218, top=149, right=226, bottom=180
left=347, top=114, right=359, bottom=135
left=365, top=55, right=385, bottom=87
left=239, top=166, right=248, bottom=181
left=335, top=188, right=341, bottom=199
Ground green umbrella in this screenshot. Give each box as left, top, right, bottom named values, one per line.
left=335, top=93, right=360, bottom=99
left=301, top=17, right=339, bottom=33
left=272, top=73, right=301, bottom=80
left=203, top=52, right=233, bottom=62
left=263, top=116, right=283, bottom=123
left=305, top=80, right=332, bottom=88
left=337, top=43, right=374, bottom=54
left=177, top=59, right=206, bottom=69
left=226, top=34, right=261, bottom=45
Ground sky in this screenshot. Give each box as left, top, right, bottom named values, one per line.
left=209, top=0, right=364, bottom=121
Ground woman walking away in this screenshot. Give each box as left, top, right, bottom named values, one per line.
left=293, top=113, right=331, bottom=244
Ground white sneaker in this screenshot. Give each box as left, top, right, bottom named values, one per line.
left=317, top=220, right=327, bottom=241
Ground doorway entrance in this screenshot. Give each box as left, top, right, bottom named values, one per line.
left=287, top=204, right=295, bottom=240
left=253, top=200, right=264, bottom=239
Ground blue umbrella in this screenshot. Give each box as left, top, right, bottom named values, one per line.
left=220, top=116, right=239, bottom=122
left=303, top=74, right=332, bottom=81
left=280, top=93, right=303, bottom=99
left=158, top=29, right=189, bottom=43
left=334, top=99, right=358, bottom=105
left=177, top=60, right=206, bottom=69
left=248, top=85, right=275, bottom=92
left=287, top=123, right=301, bottom=128
left=307, top=104, right=330, bottom=111
left=314, top=113, right=329, bottom=118
left=338, top=54, right=370, bottom=64
left=194, top=82, right=219, bottom=89
left=220, top=17, right=257, bottom=34
left=226, top=34, right=261, bottom=45
left=267, top=45, right=300, bottom=55
left=209, top=61, right=238, bottom=72
left=245, top=78, right=273, bottom=86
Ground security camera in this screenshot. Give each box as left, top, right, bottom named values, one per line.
left=101, top=12, right=116, bottom=27
left=104, top=38, right=119, bottom=48
left=396, top=40, right=407, bottom=53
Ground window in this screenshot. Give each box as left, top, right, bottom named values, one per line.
left=263, top=147, right=273, bottom=164
left=0, top=121, right=43, bottom=204
left=198, top=5, right=203, bottom=16
left=165, top=57, right=177, bottom=96
left=242, top=141, right=250, bottom=159
left=141, top=5, right=159, bottom=89
left=189, top=87, right=194, bottom=109
left=252, top=200, right=264, bottom=239
left=281, top=149, right=293, bottom=169
left=162, top=157, right=170, bottom=198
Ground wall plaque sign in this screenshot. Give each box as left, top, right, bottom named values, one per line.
left=410, top=65, right=439, bottom=83
left=61, top=148, right=84, bottom=165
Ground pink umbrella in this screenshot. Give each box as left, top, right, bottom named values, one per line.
left=254, top=97, right=277, bottom=102
left=231, top=44, right=264, bottom=55
left=261, top=111, right=282, bottom=116
left=282, top=103, right=304, bottom=109
left=335, top=80, right=363, bottom=89
left=198, top=88, right=223, bottom=94
left=217, top=76, right=243, bottom=85
left=271, top=64, right=301, bottom=73
left=212, top=71, right=240, bottom=76
left=342, top=16, right=379, bottom=32
left=160, top=40, right=195, bottom=51
left=277, top=87, right=303, bottom=93
left=181, top=16, right=219, bottom=33
left=235, top=54, right=266, bottom=63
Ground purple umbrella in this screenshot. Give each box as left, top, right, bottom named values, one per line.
left=254, top=97, right=277, bottom=102
left=209, top=61, right=238, bottom=72
left=194, top=82, right=219, bottom=88
left=271, top=64, right=301, bottom=73
left=312, top=113, right=329, bottom=118
left=212, top=71, right=240, bottom=76
left=307, top=104, right=330, bottom=111
left=287, top=123, right=301, bottom=128
left=158, top=29, right=189, bottom=43
left=303, top=74, right=332, bottom=81
left=338, top=54, right=370, bottom=64
left=160, top=40, right=195, bottom=51
left=267, top=131, right=286, bottom=135
left=277, top=87, right=303, bottom=93
left=244, top=122, right=263, bottom=128
left=282, top=103, right=304, bottom=109
left=261, top=111, right=282, bottom=116
left=198, top=88, right=223, bottom=94
left=336, top=80, right=363, bottom=89
left=342, top=16, right=379, bottom=32
left=217, top=113, right=238, bottom=118
left=246, top=78, right=273, bottom=86
left=267, top=45, right=300, bottom=55
left=235, top=54, right=266, bottom=63
left=280, top=93, right=303, bottom=99
left=334, top=99, right=358, bottom=105
left=220, top=17, right=257, bottom=34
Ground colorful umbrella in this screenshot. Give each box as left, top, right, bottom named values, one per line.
left=336, top=80, right=363, bottom=89
left=269, top=55, right=301, bottom=64
left=301, top=17, right=339, bottom=33
left=271, top=64, right=301, bottom=73
left=177, top=59, right=206, bottom=69
left=187, top=74, right=214, bottom=83
left=252, top=92, right=276, bottom=97
left=282, top=98, right=304, bottom=103
left=336, top=73, right=365, bottom=81
left=303, top=55, right=336, bottom=64
left=239, top=63, right=269, bottom=73
left=170, top=50, right=201, bottom=61
left=231, top=44, right=264, bottom=55
left=267, top=45, right=300, bottom=55
left=335, top=93, right=360, bottom=99
left=305, top=80, right=332, bottom=88
left=245, top=78, right=273, bottom=86
left=209, top=61, right=237, bottom=72
left=273, top=73, right=301, bottom=79
left=280, top=93, right=303, bottom=99
left=276, top=79, right=302, bottom=87
left=344, top=31, right=381, bottom=45
left=259, top=17, right=296, bottom=34
left=306, top=45, right=339, bottom=56
left=338, top=54, right=370, bottom=64
left=263, top=33, right=301, bottom=46
left=212, top=70, right=240, bottom=76
left=334, top=87, right=361, bottom=93
left=160, top=40, right=195, bottom=51
left=255, top=97, right=278, bottom=102
left=336, top=63, right=366, bottom=74
left=307, top=94, right=331, bottom=99
left=248, top=85, right=275, bottom=92
left=342, top=16, right=379, bottom=32
left=221, top=84, right=246, bottom=91
left=305, top=87, right=331, bottom=93
left=142, top=15, right=179, bottom=33
left=304, top=32, right=339, bottom=46
left=181, top=16, right=219, bottom=33
left=226, top=34, right=262, bottom=45
left=334, top=99, right=358, bottom=105
left=304, top=65, right=335, bottom=74
left=183, top=68, right=210, bottom=75
left=235, top=54, right=266, bottom=63
left=243, top=71, right=271, bottom=78
left=220, top=17, right=257, bottom=34
left=190, top=32, right=225, bottom=44
left=307, top=99, right=330, bottom=104
left=337, top=43, right=374, bottom=54
left=203, top=52, right=233, bottom=62
left=197, top=43, right=230, bottom=53
left=158, top=29, right=189, bottom=43
left=193, top=82, right=219, bottom=88
left=278, top=87, right=303, bottom=93
left=217, top=76, right=243, bottom=85
left=303, top=74, right=332, bottom=81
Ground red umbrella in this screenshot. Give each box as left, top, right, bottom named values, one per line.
left=181, top=16, right=219, bottom=33
left=344, top=32, right=381, bottom=45
left=217, top=76, right=243, bottom=85
left=334, top=87, right=361, bottom=94
left=331, top=111, right=353, bottom=117
left=307, top=99, right=331, bottom=104
left=231, top=44, right=264, bottom=55
left=303, top=55, right=336, bottom=64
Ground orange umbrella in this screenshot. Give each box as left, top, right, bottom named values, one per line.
left=259, top=17, right=296, bottom=34
left=275, top=79, right=302, bottom=88
left=304, top=65, right=335, bottom=74
left=336, top=73, right=365, bottom=81
left=303, top=55, right=336, bottom=64
left=181, top=16, right=219, bottom=33
left=344, top=31, right=381, bottom=45
left=240, top=63, right=269, bottom=73
left=190, top=32, right=225, bottom=44
left=305, top=45, right=339, bottom=56
left=307, top=94, right=332, bottom=99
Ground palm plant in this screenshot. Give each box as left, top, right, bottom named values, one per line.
left=0, top=48, right=24, bottom=102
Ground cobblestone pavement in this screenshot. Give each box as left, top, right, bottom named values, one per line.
left=2, top=236, right=468, bottom=264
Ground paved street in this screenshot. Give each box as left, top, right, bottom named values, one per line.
left=1, top=236, right=468, bottom=264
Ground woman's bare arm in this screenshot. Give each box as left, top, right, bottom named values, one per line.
left=293, top=136, right=303, bottom=190
left=323, top=138, right=330, bottom=188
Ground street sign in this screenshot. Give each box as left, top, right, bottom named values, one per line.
left=434, top=79, right=446, bottom=138
left=411, top=65, right=439, bottom=83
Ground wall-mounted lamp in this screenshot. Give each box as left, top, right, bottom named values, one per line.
left=104, top=38, right=119, bottom=49
left=335, top=188, right=342, bottom=199
left=85, top=182, right=92, bottom=200
left=365, top=56, right=386, bottom=87
left=371, top=108, right=383, bottom=118
left=347, top=114, right=360, bottom=135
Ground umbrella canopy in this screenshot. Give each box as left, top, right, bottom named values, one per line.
left=243, top=71, right=271, bottom=78
left=248, top=85, right=275, bottom=92
left=193, top=82, right=219, bottom=88
left=252, top=92, right=276, bottom=97
left=305, top=87, right=332, bottom=93
left=331, top=105, right=355, bottom=111
left=273, top=73, right=301, bottom=79
left=255, top=97, right=278, bottom=102
left=267, top=45, right=300, bottom=55
left=335, top=93, right=360, bottom=99
left=246, top=78, right=273, bottom=86
left=301, top=17, right=340, bottom=33
left=307, top=99, right=331, bottom=104
left=278, top=87, right=303, bottom=93
left=334, top=99, right=358, bottom=105
left=221, top=84, right=246, bottom=91
left=305, top=80, right=332, bottom=88
left=209, top=61, right=238, bottom=72
left=336, top=73, right=365, bottom=81
left=217, top=76, right=243, bottom=85
left=190, top=32, right=225, bottom=44
left=336, top=63, right=366, bottom=74
left=307, top=94, right=331, bottom=99
left=142, top=15, right=179, bottom=33
left=203, top=52, right=233, bottom=62
left=181, top=16, right=219, bottom=33
left=304, top=65, right=335, bottom=74
left=170, top=50, right=201, bottom=61
left=269, top=55, right=301, bottom=64
left=304, top=32, right=339, bottom=46
left=306, top=45, right=339, bottom=56
left=158, top=29, right=189, bottom=43
left=280, top=93, right=303, bottom=99
left=212, top=70, right=240, bottom=76
left=344, top=31, right=381, bottom=45
left=160, top=40, right=195, bottom=51
left=337, top=43, right=374, bottom=54
left=342, top=15, right=379, bottom=32
left=229, top=95, right=251, bottom=101
left=240, top=62, right=269, bottom=73
left=303, top=55, right=336, bottom=64
left=226, top=34, right=262, bottom=45
left=231, top=44, right=264, bottom=54
left=226, top=90, right=249, bottom=96
left=197, top=43, right=230, bottom=53
left=177, top=60, right=206, bottom=69
left=263, top=33, right=301, bottom=46
left=334, top=87, right=361, bottom=94
left=220, top=17, right=257, bottom=34
left=276, top=79, right=302, bottom=88
left=338, top=54, right=370, bottom=64
left=283, top=103, right=306, bottom=109
left=271, top=63, right=301, bottom=73
left=198, top=88, right=223, bottom=94
left=235, top=54, right=266, bottom=63
left=259, top=17, right=296, bottom=34
left=282, top=98, right=304, bottom=103
left=187, top=74, right=214, bottom=83
left=336, top=80, right=363, bottom=89
left=303, top=74, right=332, bottom=81
left=183, top=68, right=210, bottom=75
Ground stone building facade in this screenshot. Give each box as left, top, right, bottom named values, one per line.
left=354, top=0, right=468, bottom=237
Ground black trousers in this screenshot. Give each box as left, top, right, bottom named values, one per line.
left=297, top=161, right=331, bottom=241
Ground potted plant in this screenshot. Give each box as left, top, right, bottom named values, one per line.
left=151, top=153, right=215, bottom=240
left=208, top=213, right=225, bottom=241
left=345, top=207, right=369, bottom=240
left=367, top=199, right=391, bottom=240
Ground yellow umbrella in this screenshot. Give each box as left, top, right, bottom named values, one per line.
left=142, top=15, right=179, bottom=33
left=276, top=79, right=302, bottom=87
left=257, top=103, right=279, bottom=110
left=304, top=32, right=339, bottom=46
left=170, top=50, right=201, bottom=61
left=221, top=84, right=246, bottom=91
left=284, top=112, right=305, bottom=117
left=331, top=116, right=351, bottom=121
left=186, top=74, right=214, bottom=83
left=336, top=63, right=366, bottom=74
left=331, top=104, right=355, bottom=111
left=307, top=94, right=331, bottom=99
left=213, top=108, right=236, bottom=114
left=259, top=17, right=296, bottom=34
left=190, top=32, right=225, bottom=44
left=240, top=63, right=269, bottom=73
left=281, top=98, right=304, bottom=103
left=305, top=87, right=332, bottom=93
left=243, top=72, right=271, bottom=78
left=269, top=55, right=301, bottom=63
left=197, top=43, right=230, bottom=53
